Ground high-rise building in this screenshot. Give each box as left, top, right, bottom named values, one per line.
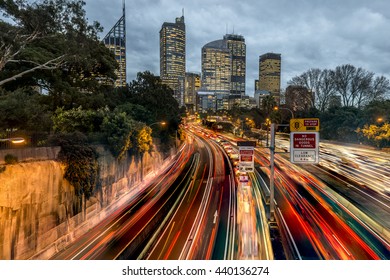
left=258, top=53, right=281, bottom=103
left=160, top=14, right=186, bottom=106
left=224, top=34, right=246, bottom=96
left=103, top=1, right=126, bottom=88
left=201, top=39, right=231, bottom=96
left=200, top=34, right=246, bottom=112
left=184, top=72, right=201, bottom=113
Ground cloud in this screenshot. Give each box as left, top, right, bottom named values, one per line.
left=84, top=0, right=390, bottom=96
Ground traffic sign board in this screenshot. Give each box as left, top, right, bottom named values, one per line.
left=290, top=132, right=319, bottom=164
left=292, top=150, right=317, bottom=163
left=238, top=146, right=255, bottom=172
left=292, top=133, right=317, bottom=149
left=290, top=118, right=320, bottom=132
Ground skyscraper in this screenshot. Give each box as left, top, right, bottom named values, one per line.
left=160, top=14, right=186, bottom=106
left=201, top=39, right=231, bottom=95
left=224, top=34, right=246, bottom=96
left=200, top=34, right=246, bottom=111
left=103, top=1, right=126, bottom=88
left=184, top=72, right=201, bottom=113
left=258, top=53, right=281, bottom=103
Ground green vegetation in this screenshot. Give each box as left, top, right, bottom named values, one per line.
left=4, top=154, right=18, bottom=164
left=51, top=132, right=98, bottom=200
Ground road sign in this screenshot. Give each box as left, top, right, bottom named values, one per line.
left=290, top=132, right=319, bottom=164
left=292, top=133, right=317, bottom=149
left=239, top=175, right=249, bottom=182
left=238, top=145, right=255, bottom=172
left=237, top=141, right=256, bottom=147
left=290, top=118, right=320, bottom=132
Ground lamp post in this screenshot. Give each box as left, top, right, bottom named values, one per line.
left=149, top=121, right=166, bottom=128
left=0, top=137, right=25, bottom=149
left=0, top=137, right=25, bottom=144
left=274, top=106, right=294, bottom=120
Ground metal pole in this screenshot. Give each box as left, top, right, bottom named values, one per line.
left=269, top=123, right=275, bottom=222
left=266, top=124, right=269, bottom=147
left=176, top=130, right=178, bottom=149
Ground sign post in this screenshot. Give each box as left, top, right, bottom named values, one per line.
left=289, top=118, right=320, bottom=164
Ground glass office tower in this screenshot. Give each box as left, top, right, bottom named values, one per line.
left=103, top=1, right=126, bottom=88
left=258, top=53, right=281, bottom=103
left=224, top=34, right=246, bottom=97
left=160, top=14, right=186, bottom=106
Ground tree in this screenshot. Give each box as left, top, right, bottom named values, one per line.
left=128, top=71, right=180, bottom=123
left=317, top=69, right=336, bottom=112
left=52, top=106, right=105, bottom=133
left=134, top=125, right=153, bottom=155
left=101, top=112, right=135, bottom=160
left=261, top=95, right=277, bottom=117
left=320, top=106, right=363, bottom=142
left=284, top=85, right=312, bottom=112
left=127, top=71, right=181, bottom=147
left=357, top=123, right=390, bottom=149
left=333, top=64, right=374, bottom=108
left=288, top=65, right=390, bottom=111
left=288, top=68, right=320, bottom=108
left=0, top=0, right=117, bottom=92
left=0, top=87, right=51, bottom=130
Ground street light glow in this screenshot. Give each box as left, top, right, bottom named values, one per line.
left=149, top=121, right=166, bottom=128
left=274, top=106, right=294, bottom=119
left=0, top=137, right=25, bottom=144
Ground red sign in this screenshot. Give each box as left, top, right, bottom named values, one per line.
left=239, top=175, right=249, bottom=182
left=240, top=155, right=253, bottom=162
left=240, top=149, right=254, bottom=155
left=293, top=133, right=316, bottom=149
left=304, top=119, right=319, bottom=127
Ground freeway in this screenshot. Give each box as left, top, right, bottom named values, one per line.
left=254, top=135, right=390, bottom=259
left=276, top=137, right=390, bottom=238
left=145, top=129, right=236, bottom=259
left=50, top=124, right=389, bottom=260
left=51, top=128, right=238, bottom=260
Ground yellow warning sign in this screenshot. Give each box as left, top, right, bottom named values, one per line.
left=290, top=118, right=320, bottom=132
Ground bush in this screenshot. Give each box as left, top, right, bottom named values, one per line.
left=53, top=132, right=99, bottom=200
left=4, top=154, right=18, bottom=164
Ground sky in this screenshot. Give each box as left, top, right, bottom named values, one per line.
left=83, top=0, right=390, bottom=96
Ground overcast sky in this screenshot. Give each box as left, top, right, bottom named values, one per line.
left=84, top=0, right=390, bottom=96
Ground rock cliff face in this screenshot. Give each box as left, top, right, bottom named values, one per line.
left=0, top=146, right=168, bottom=259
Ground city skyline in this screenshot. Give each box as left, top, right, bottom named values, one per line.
left=84, top=0, right=390, bottom=96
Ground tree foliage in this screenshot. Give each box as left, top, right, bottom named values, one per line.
left=53, top=131, right=99, bottom=199
left=357, top=123, right=390, bottom=149
left=101, top=112, right=134, bottom=160
left=0, top=0, right=117, bottom=93
left=0, top=87, right=52, bottom=131
left=52, top=106, right=105, bottom=133
left=288, top=65, right=390, bottom=111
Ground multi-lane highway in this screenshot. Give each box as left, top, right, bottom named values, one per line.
left=51, top=123, right=389, bottom=260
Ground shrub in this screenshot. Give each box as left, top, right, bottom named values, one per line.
left=4, top=154, right=18, bottom=164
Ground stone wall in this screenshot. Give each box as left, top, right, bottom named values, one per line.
left=0, top=146, right=61, bottom=164
left=0, top=145, right=172, bottom=259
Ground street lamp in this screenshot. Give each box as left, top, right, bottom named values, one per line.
left=274, top=106, right=294, bottom=119
left=261, top=118, right=271, bottom=147
left=0, top=137, right=25, bottom=144
left=149, top=121, right=166, bottom=128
